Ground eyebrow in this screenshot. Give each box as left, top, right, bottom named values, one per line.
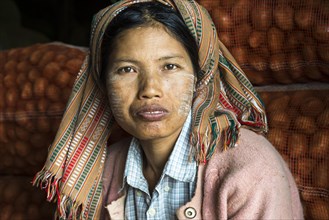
left=158, top=55, right=185, bottom=61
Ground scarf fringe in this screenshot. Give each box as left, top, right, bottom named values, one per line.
left=33, top=168, right=84, bottom=220
left=191, top=121, right=240, bottom=164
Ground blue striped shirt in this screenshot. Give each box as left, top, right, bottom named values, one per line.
left=123, top=112, right=197, bottom=220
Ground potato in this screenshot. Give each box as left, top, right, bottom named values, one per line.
left=4, top=60, right=17, bottom=72
left=300, top=97, right=325, bottom=117
left=286, top=31, right=305, bottom=51
left=294, top=116, right=317, bottom=135
left=55, top=70, right=71, bottom=88
left=248, top=54, right=267, bottom=71
left=33, top=77, right=48, bottom=97
left=14, top=141, right=30, bottom=157
left=46, top=84, right=61, bottom=102
left=0, top=122, right=9, bottom=143
left=28, top=69, right=41, bottom=82
left=212, top=8, right=233, bottom=31
left=251, top=3, right=272, bottom=30
left=317, top=43, right=329, bottom=63
left=37, top=117, right=51, bottom=133
left=288, top=133, right=309, bottom=158
left=267, top=27, right=285, bottom=54
left=43, top=62, right=61, bottom=80
left=38, top=51, right=55, bottom=68
left=293, top=157, right=314, bottom=183
left=269, top=110, right=291, bottom=128
left=302, top=43, right=318, bottom=62
left=16, top=117, right=36, bottom=131
left=272, top=70, right=292, bottom=84
left=287, top=53, right=308, bottom=81
left=234, top=23, right=252, bottom=45
left=24, top=101, right=37, bottom=112
left=65, top=58, right=84, bottom=73
left=274, top=5, right=294, bottom=31
left=219, top=31, right=233, bottom=48
left=317, top=109, right=329, bottom=128
left=242, top=69, right=268, bottom=85
left=6, top=88, right=18, bottom=108
left=308, top=200, right=329, bottom=219
left=231, top=0, right=251, bottom=24
left=313, top=21, right=329, bottom=42
left=310, top=129, right=329, bottom=159
left=15, top=126, right=30, bottom=142
left=16, top=72, right=28, bottom=87
left=47, top=102, right=66, bottom=113
left=37, top=98, right=49, bottom=112
left=267, top=95, right=290, bottom=112
left=4, top=73, right=16, bottom=88
left=230, top=46, right=248, bottom=64
left=248, top=31, right=266, bottom=48
left=17, top=60, right=32, bottom=73
left=21, top=82, right=33, bottom=100
left=266, top=128, right=288, bottom=153
left=269, top=53, right=287, bottom=72
left=29, top=49, right=45, bottom=65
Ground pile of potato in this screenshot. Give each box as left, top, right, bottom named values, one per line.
left=258, top=88, right=329, bottom=219
left=0, top=43, right=86, bottom=175
left=0, top=176, right=55, bottom=220
left=198, top=0, right=329, bottom=85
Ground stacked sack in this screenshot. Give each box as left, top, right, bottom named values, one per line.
left=200, top=0, right=329, bottom=85
left=197, top=0, right=329, bottom=219
left=0, top=43, right=86, bottom=219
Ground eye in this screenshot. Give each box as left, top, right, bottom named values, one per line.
left=164, top=64, right=178, bottom=71
left=117, top=66, right=136, bottom=73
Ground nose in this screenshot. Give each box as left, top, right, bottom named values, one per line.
left=138, top=71, right=163, bottom=99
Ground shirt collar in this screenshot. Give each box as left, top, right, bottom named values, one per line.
left=122, top=111, right=196, bottom=190
left=162, top=111, right=196, bottom=182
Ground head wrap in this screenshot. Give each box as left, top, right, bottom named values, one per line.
left=33, top=0, right=267, bottom=219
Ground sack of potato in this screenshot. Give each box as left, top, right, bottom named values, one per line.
left=0, top=43, right=87, bottom=175
left=0, top=176, right=56, bottom=220
left=256, top=84, right=329, bottom=219
left=198, top=0, right=329, bottom=85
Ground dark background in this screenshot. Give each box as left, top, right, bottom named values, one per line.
left=0, top=0, right=119, bottom=50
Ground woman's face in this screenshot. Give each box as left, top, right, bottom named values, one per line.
left=105, top=26, right=195, bottom=142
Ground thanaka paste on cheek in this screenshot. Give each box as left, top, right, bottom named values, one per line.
left=106, top=79, right=125, bottom=122
left=177, top=74, right=195, bottom=116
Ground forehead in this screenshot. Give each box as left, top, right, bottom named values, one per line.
left=108, top=25, right=189, bottom=59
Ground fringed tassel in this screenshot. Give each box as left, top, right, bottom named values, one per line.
left=32, top=168, right=59, bottom=202
left=190, top=113, right=241, bottom=164
left=33, top=169, right=84, bottom=220
left=55, top=195, right=83, bottom=220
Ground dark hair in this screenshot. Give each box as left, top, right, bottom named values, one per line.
left=100, top=2, right=200, bottom=81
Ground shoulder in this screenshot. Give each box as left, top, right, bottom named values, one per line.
left=202, top=128, right=303, bottom=218
left=211, top=128, right=286, bottom=174
left=103, top=137, right=131, bottom=179
left=204, top=128, right=291, bottom=194
left=106, top=137, right=132, bottom=159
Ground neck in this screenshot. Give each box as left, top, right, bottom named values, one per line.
left=140, top=132, right=181, bottom=191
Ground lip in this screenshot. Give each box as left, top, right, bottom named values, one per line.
left=134, top=104, right=169, bottom=121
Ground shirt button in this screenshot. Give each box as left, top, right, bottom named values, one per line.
left=164, top=185, right=171, bottom=192
left=184, top=207, right=196, bottom=219
left=136, top=190, right=142, bottom=196
left=148, top=208, right=156, bottom=216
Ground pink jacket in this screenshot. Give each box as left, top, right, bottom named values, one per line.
left=101, top=128, right=304, bottom=219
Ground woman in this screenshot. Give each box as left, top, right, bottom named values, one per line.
left=34, top=0, right=303, bottom=219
